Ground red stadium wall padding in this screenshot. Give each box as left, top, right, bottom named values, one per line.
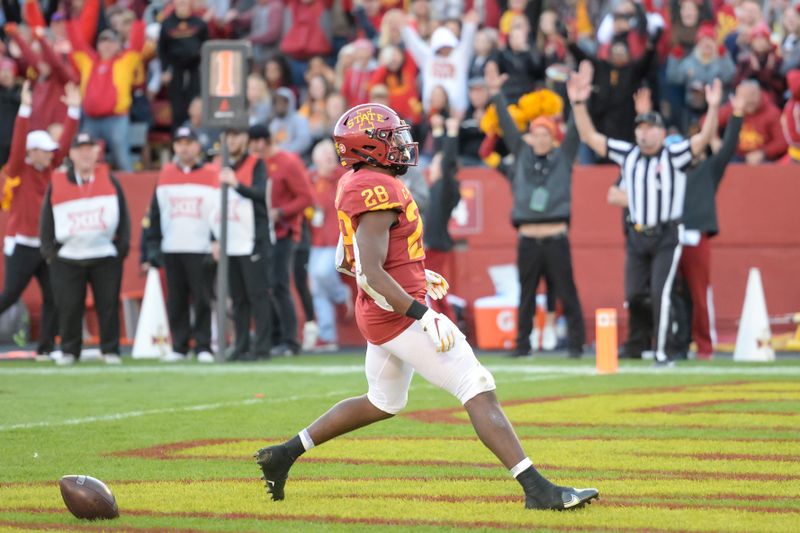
left=2, top=165, right=798, bottom=349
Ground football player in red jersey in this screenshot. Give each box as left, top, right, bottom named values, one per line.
left=255, top=104, right=598, bottom=510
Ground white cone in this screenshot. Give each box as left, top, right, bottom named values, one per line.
left=132, top=268, right=172, bottom=359
left=733, top=268, right=775, bottom=362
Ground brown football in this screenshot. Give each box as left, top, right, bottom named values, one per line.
left=59, top=475, right=119, bottom=520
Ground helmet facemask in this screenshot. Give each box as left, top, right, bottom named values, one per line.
left=373, top=123, right=419, bottom=167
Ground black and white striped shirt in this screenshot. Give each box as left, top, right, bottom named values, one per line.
left=607, top=138, right=693, bottom=228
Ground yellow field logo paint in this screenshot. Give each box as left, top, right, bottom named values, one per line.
left=406, top=381, right=800, bottom=431
left=2, top=381, right=799, bottom=532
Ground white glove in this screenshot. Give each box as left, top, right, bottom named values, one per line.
left=424, top=269, right=449, bottom=300
left=418, top=308, right=461, bottom=353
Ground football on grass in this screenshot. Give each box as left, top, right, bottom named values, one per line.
left=59, top=475, right=119, bottom=520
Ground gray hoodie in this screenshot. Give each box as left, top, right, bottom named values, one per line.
left=269, top=87, right=312, bottom=156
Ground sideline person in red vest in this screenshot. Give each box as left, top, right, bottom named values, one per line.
left=39, top=133, right=131, bottom=366
left=0, top=81, right=79, bottom=359
left=144, top=127, right=217, bottom=364
left=211, top=126, right=272, bottom=361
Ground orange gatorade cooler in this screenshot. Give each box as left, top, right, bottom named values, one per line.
left=474, top=304, right=517, bottom=350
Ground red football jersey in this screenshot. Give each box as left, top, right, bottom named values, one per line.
left=335, top=168, right=427, bottom=345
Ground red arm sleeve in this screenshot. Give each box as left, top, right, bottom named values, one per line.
left=36, top=33, right=79, bottom=84
left=66, top=18, right=92, bottom=54
left=278, top=156, right=315, bottom=218
left=10, top=32, right=41, bottom=80
left=76, top=0, right=101, bottom=45
left=3, top=114, right=30, bottom=178
left=128, top=19, right=145, bottom=52
left=23, top=0, right=47, bottom=29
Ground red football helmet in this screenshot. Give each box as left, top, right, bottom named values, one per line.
left=333, top=103, right=419, bottom=168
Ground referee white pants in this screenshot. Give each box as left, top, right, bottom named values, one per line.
left=365, top=322, right=496, bottom=414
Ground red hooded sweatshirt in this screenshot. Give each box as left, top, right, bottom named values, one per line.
left=717, top=92, right=788, bottom=161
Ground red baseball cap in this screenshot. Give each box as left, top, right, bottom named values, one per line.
left=695, top=23, right=716, bottom=44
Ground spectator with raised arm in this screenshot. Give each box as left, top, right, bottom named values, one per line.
left=0, top=81, right=79, bottom=359
left=487, top=67, right=586, bottom=359
left=4, top=22, right=80, bottom=131
left=569, top=25, right=658, bottom=156
left=69, top=24, right=143, bottom=171
left=401, top=9, right=479, bottom=115
left=716, top=79, right=787, bottom=164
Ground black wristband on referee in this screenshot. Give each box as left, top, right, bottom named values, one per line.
left=405, top=300, right=429, bottom=320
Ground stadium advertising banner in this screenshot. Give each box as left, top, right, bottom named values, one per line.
left=201, top=40, right=251, bottom=129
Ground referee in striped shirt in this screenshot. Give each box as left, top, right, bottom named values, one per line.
left=567, top=61, right=723, bottom=365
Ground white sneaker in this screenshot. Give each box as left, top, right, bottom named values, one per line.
left=35, top=353, right=53, bottom=362
left=302, top=321, right=320, bottom=352
left=104, top=354, right=122, bottom=365
left=197, top=351, right=215, bottom=363
left=56, top=354, right=76, bottom=366
left=541, top=325, right=557, bottom=351
left=160, top=352, right=187, bottom=363
left=530, top=328, right=541, bottom=351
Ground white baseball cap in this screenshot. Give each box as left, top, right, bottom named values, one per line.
left=26, top=130, right=58, bottom=152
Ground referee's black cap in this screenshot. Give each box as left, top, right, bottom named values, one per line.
left=635, top=111, right=665, bottom=129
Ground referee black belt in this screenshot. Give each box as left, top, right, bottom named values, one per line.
left=632, top=221, right=679, bottom=237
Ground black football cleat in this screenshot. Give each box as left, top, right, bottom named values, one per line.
left=254, top=445, right=295, bottom=501
left=526, top=486, right=599, bottom=511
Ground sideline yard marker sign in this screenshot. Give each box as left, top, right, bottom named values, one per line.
left=201, top=41, right=251, bottom=362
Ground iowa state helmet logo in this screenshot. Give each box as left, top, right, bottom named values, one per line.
left=346, top=108, right=386, bottom=131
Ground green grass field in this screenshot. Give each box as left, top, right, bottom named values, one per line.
left=2, top=354, right=799, bottom=532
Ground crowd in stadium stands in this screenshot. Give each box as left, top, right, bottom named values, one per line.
left=0, top=0, right=799, bottom=361
left=0, top=0, right=798, bottom=171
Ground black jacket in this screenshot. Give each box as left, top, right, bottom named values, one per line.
left=569, top=42, right=655, bottom=143
left=682, top=115, right=742, bottom=236
left=158, top=13, right=209, bottom=71
left=423, top=134, right=461, bottom=252
left=493, top=93, right=580, bottom=226
left=40, top=168, right=131, bottom=264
